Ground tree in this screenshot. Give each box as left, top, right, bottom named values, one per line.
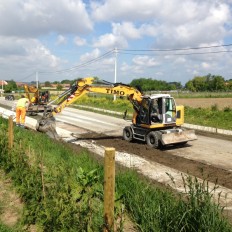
left=192, top=76, right=208, bottom=91
left=61, top=79, right=72, bottom=84
left=44, top=81, right=52, bottom=87
left=185, top=74, right=227, bottom=92
left=57, top=84, right=63, bottom=90
left=130, top=78, right=175, bottom=91
left=168, top=82, right=182, bottom=90
left=185, top=80, right=196, bottom=92
left=208, top=75, right=225, bottom=91
left=4, top=80, right=17, bottom=93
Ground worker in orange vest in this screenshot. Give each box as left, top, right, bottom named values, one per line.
left=16, top=95, right=30, bottom=128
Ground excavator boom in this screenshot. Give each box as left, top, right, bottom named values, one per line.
left=36, top=77, right=142, bottom=139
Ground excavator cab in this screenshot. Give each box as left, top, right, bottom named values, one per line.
left=137, top=94, right=177, bottom=125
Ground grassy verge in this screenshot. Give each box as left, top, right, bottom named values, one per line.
left=0, top=117, right=232, bottom=231
left=0, top=224, right=14, bottom=232
left=185, top=106, right=232, bottom=130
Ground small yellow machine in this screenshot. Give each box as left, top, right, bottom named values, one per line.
left=24, top=85, right=51, bottom=114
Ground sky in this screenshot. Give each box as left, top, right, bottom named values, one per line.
left=0, top=0, right=232, bottom=85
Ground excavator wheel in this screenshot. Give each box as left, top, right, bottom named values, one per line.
left=123, top=126, right=133, bottom=142
left=146, top=131, right=160, bottom=149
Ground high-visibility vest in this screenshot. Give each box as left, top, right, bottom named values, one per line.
left=16, top=98, right=29, bottom=108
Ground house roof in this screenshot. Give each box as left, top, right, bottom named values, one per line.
left=0, top=80, right=8, bottom=85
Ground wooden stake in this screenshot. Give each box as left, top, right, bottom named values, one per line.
left=103, top=147, right=115, bottom=232
left=40, top=153, right=46, bottom=199
left=8, top=116, right=14, bottom=149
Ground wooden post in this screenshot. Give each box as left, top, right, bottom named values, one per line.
left=8, top=116, right=14, bottom=149
left=103, top=147, right=115, bottom=232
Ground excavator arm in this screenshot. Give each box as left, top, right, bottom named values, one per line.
left=24, top=85, right=39, bottom=103
left=52, top=78, right=142, bottom=115
left=36, top=77, right=143, bottom=139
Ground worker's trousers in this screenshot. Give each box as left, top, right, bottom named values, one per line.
left=16, top=107, right=26, bottom=125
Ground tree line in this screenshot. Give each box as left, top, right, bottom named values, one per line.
left=3, top=74, right=232, bottom=93
left=130, top=74, right=232, bottom=92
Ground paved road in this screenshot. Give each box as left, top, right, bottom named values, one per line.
left=55, top=107, right=131, bottom=135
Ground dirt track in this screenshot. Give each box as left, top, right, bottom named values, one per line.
left=77, top=131, right=232, bottom=190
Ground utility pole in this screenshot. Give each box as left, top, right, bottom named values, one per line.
left=36, top=72, right=39, bottom=88
left=1, top=80, right=3, bottom=96
left=114, top=47, right=118, bottom=101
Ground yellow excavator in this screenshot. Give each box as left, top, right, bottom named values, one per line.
left=36, top=77, right=197, bottom=148
left=24, top=85, right=51, bottom=115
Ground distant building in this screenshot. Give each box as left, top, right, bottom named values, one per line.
left=16, top=82, right=26, bottom=87
left=0, top=80, right=8, bottom=86
left=41, top=83, right=71, bottom=89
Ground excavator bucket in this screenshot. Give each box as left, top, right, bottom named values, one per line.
left=36, top=114, right=60, bottom=140
left=161, top=129, right=197, bottom=145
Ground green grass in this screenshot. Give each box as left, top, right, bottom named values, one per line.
left=116, top=172, right=232, bottom=232
left=0, top=117, right=232, bottom=231
left=185, top=106, right=232, bottom=130
left=0, top=224, right=15, bottom=232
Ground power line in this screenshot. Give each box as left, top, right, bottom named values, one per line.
left=39, top=49, right=114, bottom=75
left=118, top=43, right=232, bottom=52
left=17, top=72, right=35, bottom=82
left=118, top=50, right=232, bottom=56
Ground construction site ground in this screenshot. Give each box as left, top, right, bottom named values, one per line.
left=1, top=98, right=232, bottom=226
left=77, top=130, right=232, bottom=190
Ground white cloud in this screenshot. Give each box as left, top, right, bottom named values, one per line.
left=93, top=33, right=128, bottom=48
left=0, top=0, right=93, bottom=37
left=0, top=36, right=62, bottom=79
left=91, top=0, right=231, bottom=48
left=202, top=62, right=211, bottom=69
left=112, top=22, right=141, bottom=39
left=132, top=56, right=159, bottom=67
left=80, top=48, right=101, bottom=62
left=91, top=0, right=162, bottom=22
left=0, top=0, right=232, bottom=84
left=120, top=62, right=130, bottom=72
left=120, top=58, right=154, bottom=75
left=74, top=36, right=87, bottom=46
left=56, top=35, right=67, bottom=45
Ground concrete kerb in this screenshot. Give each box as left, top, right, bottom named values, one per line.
left=184, top=123, right=232, bottom=136
left=0, top=107, right=73, bottom=138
